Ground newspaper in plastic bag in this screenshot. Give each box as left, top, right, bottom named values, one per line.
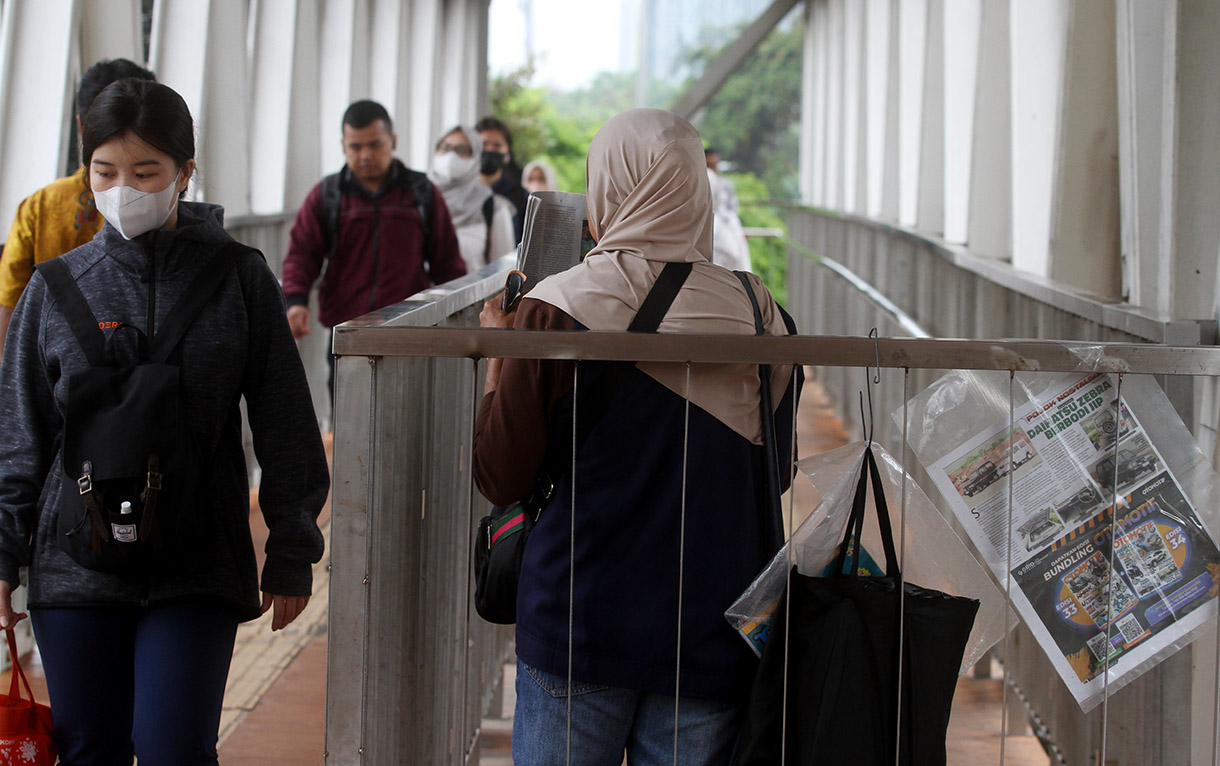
left=896, top=368, right=1220, bottom=712
left=725, top=441, right=1009, bottom=675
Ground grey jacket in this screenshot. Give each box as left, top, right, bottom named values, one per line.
left=0, top=202, right=328, bottom=621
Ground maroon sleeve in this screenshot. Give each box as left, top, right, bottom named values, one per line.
left=425, top=184, right=467, bottom=285
left=472, top=300, right=576, bottom=505
left=280, top=183, right=328, bottom=304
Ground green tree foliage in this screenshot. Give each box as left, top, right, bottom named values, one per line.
left=685, top=19, right=804, bottom=200
left=728, top=172, right=788, bottom=305
left=685, top=18, right=804, bottom=303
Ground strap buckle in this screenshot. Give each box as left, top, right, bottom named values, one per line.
left=146, top=454, right=162, bottom=491
left=77, top=461, right=93, bottom=494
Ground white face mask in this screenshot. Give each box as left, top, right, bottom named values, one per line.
left=94, top=171, right=183, bottom=240
left=429, top=152, right=478, bottom=186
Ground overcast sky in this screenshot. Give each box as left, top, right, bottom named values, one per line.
left=488, top=0, right=626, bottom=91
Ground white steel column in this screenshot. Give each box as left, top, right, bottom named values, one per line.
left=915, top=0, right=944, bottom=235
left=367, top=0, right=405, bottom=117
left=840, top=0, right=862, bottom=215
left=150, top=0, right=251, bottom=214
left=1166, top=0, right=1220, bottom=324
left=861, top=0, right=888, bottom=218
left=249, top=0, right=321, bottom=213
left=78, top=0, right=142, bottom=75
left=1009, top=0, right=1069, bottom=276
left=1047, top=0, right=1119, bottom=297
left=403, top=0, right=441, bottom=169
left=0, top=1, right=81, bottom=237
left=1115, top=0, right=1168, bottom=307
left=878, top=0, right=899, bottom=221
left=941, top=0, right=980, bottom=245
left=822, top=0, right=843, bottom=210
left=466, top=0, right=491, bottom=123
left=895, top=0, right=926, bottom=227
left=966, top=0, right=1011, bottom=259
left=808, top=0, right=828, bottom=208
left=318, top=0, right=370, bottom=175
left=439, top=0, right=470, bottom=133
left=798, top=0, right=816, bottom=205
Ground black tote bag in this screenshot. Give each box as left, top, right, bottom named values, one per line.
left=734, top=446, right=980, bottom=766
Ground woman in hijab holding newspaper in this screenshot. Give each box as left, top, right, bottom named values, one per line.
left=473, top=108, right=800, bottom=765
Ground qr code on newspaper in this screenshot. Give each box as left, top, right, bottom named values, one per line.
left=1086, top=632, right=1117, bottom=663
left=1115, top=613, right=1149, bottom=645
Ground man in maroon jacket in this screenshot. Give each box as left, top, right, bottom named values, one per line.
left=281, top=100, right=465, bottom=345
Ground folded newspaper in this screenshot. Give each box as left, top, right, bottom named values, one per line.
left=502, top=191, right=595, bottom=310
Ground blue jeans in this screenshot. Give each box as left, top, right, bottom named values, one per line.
left=513, top=660, right=742, bottom=765
left=31, top=601, right=239, bottom=766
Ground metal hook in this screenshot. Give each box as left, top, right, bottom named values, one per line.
left=860, top=328, right=879, bottom=446
left=869, top=328, right=880, bottom=385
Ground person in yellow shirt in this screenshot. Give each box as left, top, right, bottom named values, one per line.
left=0, top=58, right=154, bottom=357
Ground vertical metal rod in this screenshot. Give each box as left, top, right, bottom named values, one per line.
left=673, top=364, right=692, bottom=765
left=1213, top=514, right=1220, bottom=766
left=357, top=357, right=378, bottom=754
left=1099, top=373, right=1124, bottom=766
left=1000, top=370, right=1016, bottom=765
left=566, top=362, right=579, bottom=766
left=894, top=368, right=910, bottom=766
left=463, top=359, right=482, bottom=754
left=779, top=363, right=799, bottom=766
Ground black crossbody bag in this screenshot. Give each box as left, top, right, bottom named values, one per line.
left=473, top=261, right=693, bottom=624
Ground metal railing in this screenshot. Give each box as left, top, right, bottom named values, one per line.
left=321, top=247, right=1220, bottom=764
left=783, top=206, right=1220, bottom=765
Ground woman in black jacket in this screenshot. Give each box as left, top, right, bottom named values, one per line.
left=0, top=79, right=328, bottom=765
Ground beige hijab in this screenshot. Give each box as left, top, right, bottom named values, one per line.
left=528, top=108, right=793, bottom=444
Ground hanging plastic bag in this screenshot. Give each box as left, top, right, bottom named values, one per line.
left=726, top=440, right=1009, bottom=673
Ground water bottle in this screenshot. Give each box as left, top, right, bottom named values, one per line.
left=112, top=501, right=138, bottom=543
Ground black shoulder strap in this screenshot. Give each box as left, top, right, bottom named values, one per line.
left=482, top=196, right=497, bottom=264
left=734, top=270, right=784, bottom=555
left=628, top=262, right=692, bottom=333
left=320, top=172, right=342, bottom=258
left=573, top=261, right=693, bottom=450
left=36, top=258, right=107, bottom=366
left=482, top=195, right=496, bottom=230
left=150, top=242, right=251, bottom=362
left=405, top=169, right=434, bottom=251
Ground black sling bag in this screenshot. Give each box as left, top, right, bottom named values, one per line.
left=37, top=243, right=248, bottom=572
left=473, top=261, right=694, bottom=624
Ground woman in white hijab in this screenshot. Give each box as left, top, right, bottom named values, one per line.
left=473, top=108, right=799, bottom=765
left=427, top=125, right=516, bottom=272
left=521, top=158, right=559, bottom=194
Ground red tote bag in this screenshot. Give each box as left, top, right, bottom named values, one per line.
left=0, top=629, right=55, bottom=765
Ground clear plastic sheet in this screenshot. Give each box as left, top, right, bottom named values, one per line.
left=897, top=366, right=1220, bottom=712
left=725, top=441, right=1008, bottom=675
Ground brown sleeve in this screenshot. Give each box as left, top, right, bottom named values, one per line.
left=472, top=299, right=576, bottom=505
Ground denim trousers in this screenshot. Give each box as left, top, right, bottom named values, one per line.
left=512, top=660, right=743, bottom=766
left=31, top=600, right=239, bottom=766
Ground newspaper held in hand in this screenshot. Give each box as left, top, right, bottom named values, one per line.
left=502, top=191, right=594, bottom=311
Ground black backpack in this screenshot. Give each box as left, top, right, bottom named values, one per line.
left=36, top=243, right=248, bottom=572
left=318, top=166, right=435, bottom=259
